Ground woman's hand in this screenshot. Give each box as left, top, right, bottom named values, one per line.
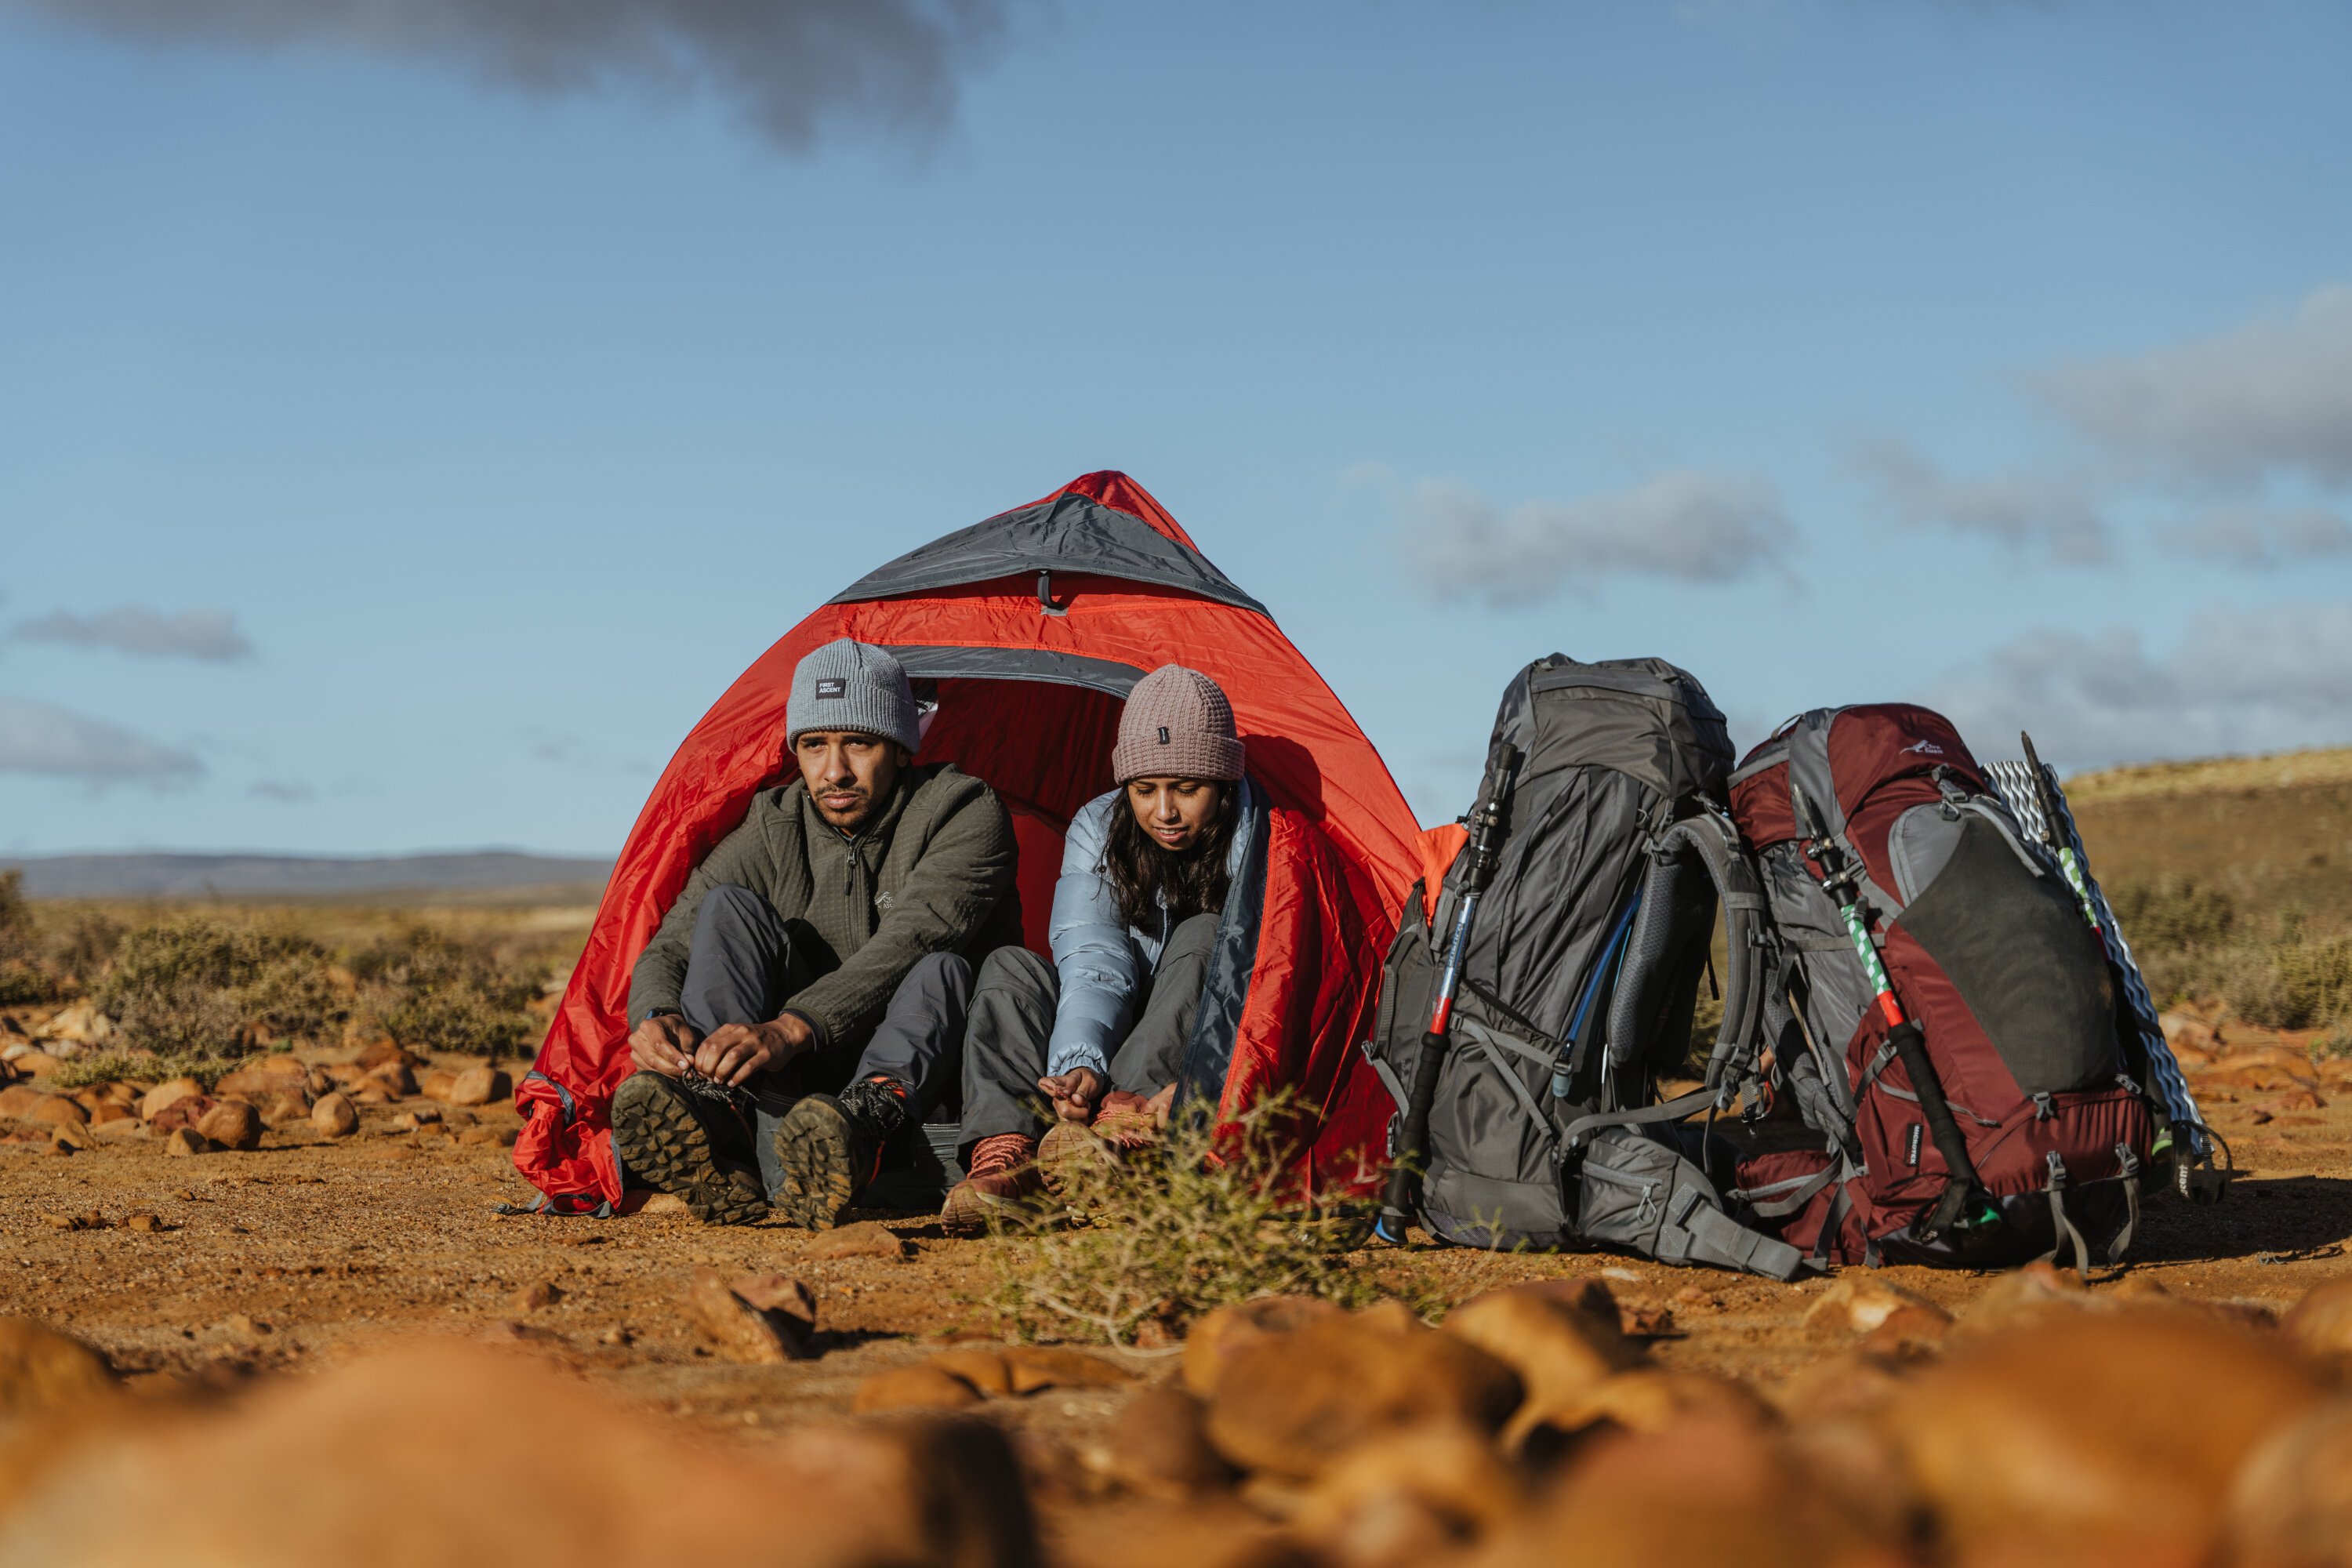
left=629, top=1014, right=702, bottom=1078
left=1037, top=1067, right=1105, bottom=1123
left=694, top=1014, right=813, bottom=1087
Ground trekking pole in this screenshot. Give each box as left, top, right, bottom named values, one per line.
left=2020, top=732, right=2099, bottom=931
left=1792, top=784, right=1996, bottom=1242
left=1375, top=740, right=1522, bottom=1243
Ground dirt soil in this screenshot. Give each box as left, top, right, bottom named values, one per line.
left=6, top=1026, right=2350, bottom=1455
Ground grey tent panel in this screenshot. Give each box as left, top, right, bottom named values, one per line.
left=830, top=494, right=1268, bottom=615
left=882, top=644, right=1145, bottom=695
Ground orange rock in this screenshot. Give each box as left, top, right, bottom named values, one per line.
left=367, top=1062, right=416, bottom=1098
left=1090, top=1385, right=1234, bottom=1500
left=84, top=1100, right=132, bottom=1127
left=1203, top=1306, right=1520, bottom=1479
left=0, top=1083, right=41, bottom=1117
left=2282, top=1277, right=2352, bottom=1363
left=139, top=1076, right=204, bottom=1120
left=444, top=1065, right=510, bottom=1107
left=1442, top=1279, right=1640, bottom=1448
left=925, top=1348, right=1015, bottom=1398
left=1294, top=1421, right=1521, bottom=1568
left=1893, top=1308, right=2328, bottom=1548
left=1805, top=1276, right=1952, bottom=1338
left=802, top=1221, right=911, bottom=1261
left=854, top=1365, right=984, bottom=1413
left=419, top=1069, right=459, bottom=1102
left=195, top=1099, right=264, bottom=1152
left=1184, top=1295, right=1345, bottom=1397
left=26, top=1094, right=87, bottom=1128
left=310, top=1092, right=358, bottom=1138
left=1054, top=1496, right=1310, bottom=1568
left=1772, top=1348, right=1912, bottom=1420
left=681, top=1269, right=814, bottom=1363
left=2217, top=1398, right=2352, bottom=1568
left=1518, top=1368, right=1775, bottom=1446
left=162, top=1127, right=209, bottom=1157
left=1001, top=1345, right=1133, bottom=1394
left=148, top=1094, right=216, bottom=1135
left=1958, top=1259, right=2091, bottom=1333
left=0, top=1317, right=117, bottom=1419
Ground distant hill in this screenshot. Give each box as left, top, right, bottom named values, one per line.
left=2, top=851, right=612, bottom=901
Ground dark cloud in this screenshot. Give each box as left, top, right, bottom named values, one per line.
left=1926, top=601, right=2352, bottom=769
left=10, top=604, right=253, bottom=660
left=0, top=696, right=204, bottom=782
left=5, top=0, right=1018, bottom=151
left=2036, top=283, right=2352, bottom=488
left=2158, top=505, right=2352, bottom=568
left=1396, top=472, right=1791, bottom=605
left=1851, top=437, right=2111, bottom=565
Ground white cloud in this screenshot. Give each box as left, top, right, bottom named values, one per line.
left=2037, top=282, right=2352, bottom=487
left=2158, top=505, right=2352, bottom=568
left=0, top=697, right=203, bottom=782
left=1851, top=436, right=2110, bottom=564
left=1396, top=471, right=1791, bottom=604
left=10, top=605, right=252, bottom=660
left=1926, top=602, right=2352, bottom=770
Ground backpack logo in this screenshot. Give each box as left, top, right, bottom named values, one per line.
left=1158, top=726, right=1171, bottom=744
left=815, top=678, right=846, bottom=699
left=1901, top=739, right=1944, bottom=756
left=1905, top=1124, right=1924, bottom=1167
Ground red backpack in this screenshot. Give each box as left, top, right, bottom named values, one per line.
left=1726, top=704, right=2157, bottom=1269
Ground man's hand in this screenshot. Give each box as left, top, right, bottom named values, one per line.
left=630, top=1014, right=702, bottom=1078
left=1036, top=1066, right=1105, bottom=1123
left=694, top=1014, right=813, bottom=1087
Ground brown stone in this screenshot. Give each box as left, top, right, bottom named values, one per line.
left=854, top=1365, right=985, bottom=1413
left=140, top=1076, right=205, bottom=1120
left=511, top=1281, right=562, bottom=1312
left=1518, top=1368, right=1775, bottom=1446
left=196, top=1098, right=265, bottom=1151
left=26, top=1094, right=88, bottom=1127
left=681, top=1269, right=813, bottom=1363
left=1090, top=1385, right=1235, bottom=1499
left=163, top=1127, right=210, bottom=1156
left=1184, top=1295, right=1346, bottom=1397
left=1773, top=1348, right=1911, bottom=1420
left=49, top=1120, right=94, bottom=1151
left=354, top=1038, right=419, bottom=1069
left=85, top=1098, right=133, bottom=1126
left=122, top=1213, right=172, bottom=1233
left=443, top=1065, right=510, bottom=1107
left=2282, top=1276, right=2352, bottom=1363
left=802, top=1220, right=911, bottom=1261
left=457, top=1125, right=514, bottom=1148
left=2217, top=1399, right=2352, bottom=1568
left=0, top=1317, right=118, bottom=1417
left=1002, top=1345, right=1134, bottom=1394
left=1204, top=1306, right=1522, bottom=1479
left=1893, top=1308, right=2328, bottom=1548
left=258, top=1090, right=311, bottom=1126
left=9, top=1048, right=64, bottom=1076
left=1, top=1341, right=1036, bottom=1568
left=1441, top=1279, right=1640, bottom=1448
left=1804, top=1276, right=1952, bottom=1338
left=1055, top=1497, right=1311, bottom=1568
left=214, top=1065, right=294, bottom=1102
left=310, top=1091, right=358, bottom=1138
left=419, top=1068, right=459, bottom=1101
left=925, top=1348, right=1016, bottom=1397
left=390, top=1106, right=443, bottom=1131
left=1295, top=1421, right=1522, bottom=1568
left=1958, top=1258, right=2091, bottom=1333
left=0, top=1083, right=42, bottom=1117
left=148, top=1094, right=216, bottom=1134
left=367, top=1062, right=417, bottom=1098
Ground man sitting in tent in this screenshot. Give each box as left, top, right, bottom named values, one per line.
left=612, top=638, right=1019, bottom=1229
left=943, top=665, right=1252, bottom=1232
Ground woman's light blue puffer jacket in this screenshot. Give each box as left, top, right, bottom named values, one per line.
left=1044, top=779, right=1260, bottom=1078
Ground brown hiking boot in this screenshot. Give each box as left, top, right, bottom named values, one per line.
left=608, top=1072, right=768, bottom=1226
left=1036, top=1118, right=1124, bottom=1207
left=771, top=1075, right=909, bottom=1230
left=939, top=1132, right=1043, bottom=1236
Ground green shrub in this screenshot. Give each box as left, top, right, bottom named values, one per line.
left=0, top=871, right=48, bottom=1004
left=94, top=917, right=343, bottom=1060
left=984, top=1094, right=1425, bottom=1347
left=350, top=924, right=546, bottom=1059
left=2114, top=877, right=2352, bottom=1035
left=44, top=909, right=125, bottom=987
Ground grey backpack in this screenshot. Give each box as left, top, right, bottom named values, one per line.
left=1363, top=655, right=1802, bottom=1278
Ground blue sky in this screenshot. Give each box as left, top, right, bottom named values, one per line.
left=4, top=0, right=2350, bottom=857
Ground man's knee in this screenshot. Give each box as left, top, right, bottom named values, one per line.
left=896, top=949, right=975, bottom=1005
left=976, top=943, right=1054, bottom=1000
left=694, top=883, right=776, bottom=936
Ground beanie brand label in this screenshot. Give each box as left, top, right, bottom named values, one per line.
left=815, top=678, right=846, bottom=699
left=1158, top=726, right=1171, bottom=744
left=1904, top=1124, right=1923, bottom=1167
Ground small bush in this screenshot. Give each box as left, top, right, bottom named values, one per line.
left=94, top=917, right=343, bottom=1060
left=44, top=909, right=125, bottom=988
left=49, top=1050, right=227, bottom=1091
left=349, top=925, right=544, bottom=1059
left=0, top=871, right=49, bottom=1004
left=2114, top=877, right=2352, bottom=1035
left=984, top=1094, right=1423, bottom=1347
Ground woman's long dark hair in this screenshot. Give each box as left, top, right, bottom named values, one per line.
left=1102, top=783, right=1238, bottom=932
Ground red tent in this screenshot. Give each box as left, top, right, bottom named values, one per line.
left=514, top=471, right=1421, bottom=1210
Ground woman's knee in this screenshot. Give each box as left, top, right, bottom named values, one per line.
left=976, top=944, right=1054, bottom=996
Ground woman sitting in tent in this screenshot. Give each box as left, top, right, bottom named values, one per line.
left=943, top=664, right=1252, bottom=1232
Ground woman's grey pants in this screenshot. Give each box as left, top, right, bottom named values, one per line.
left=960, top=911, right=1219, bottom=1145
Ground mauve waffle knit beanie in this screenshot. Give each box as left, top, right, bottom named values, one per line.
left=1112, top=664, right=1245, bottom=783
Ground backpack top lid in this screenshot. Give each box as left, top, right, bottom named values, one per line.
left=1490, top=654, right=1733, bottom=807
left=1728, top=702, right=1987, bottom=848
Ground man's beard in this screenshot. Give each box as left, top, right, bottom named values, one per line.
left=815, top=787, right=873, bottom=833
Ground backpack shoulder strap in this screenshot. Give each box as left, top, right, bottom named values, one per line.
left=1651, top=808, right=1773, bottom=1094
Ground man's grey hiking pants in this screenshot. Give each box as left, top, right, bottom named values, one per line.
left=674, top=884, right=971, bottom=1196
left=960, top=910, right=1218, bottom=1145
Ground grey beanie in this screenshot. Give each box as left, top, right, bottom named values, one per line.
left=786, top=639, right=921, bottom=752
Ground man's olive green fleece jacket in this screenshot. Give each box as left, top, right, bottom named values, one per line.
left=626, top=763, right=1018, bottom=1048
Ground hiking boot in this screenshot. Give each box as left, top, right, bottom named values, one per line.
left=771, top=1075, right=911, bottom=1230
left=1036, top=1118, right=1122, bottom=1208
left=609, top=1071, right=768, bottom=1226
left=940, top=1132, right=1044, bottom=1236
